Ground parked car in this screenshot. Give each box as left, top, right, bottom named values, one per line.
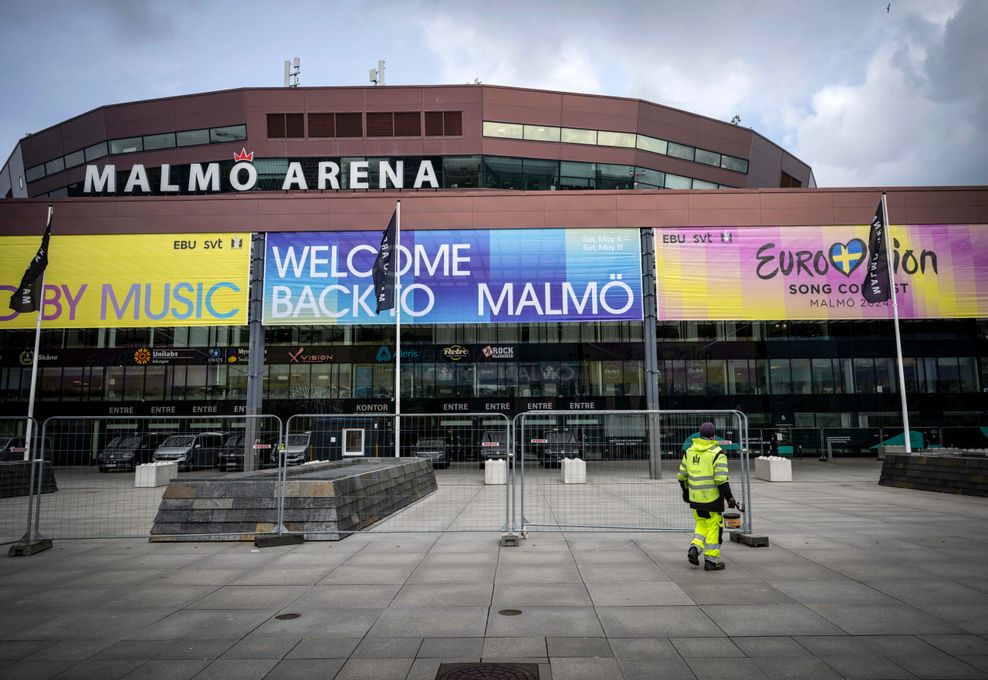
left=413, top=436, right=449, bottom=469
left=542, top=429, right=582, bottom=468
left=280, top=432, right=313, bottom=466
left=152, top=432, right=227, bottom=471
left=97, top=432, right=174, bottom=472
left=478, top=430, right=509, bottom=468
left=0, top=436, right=53, bottom=462
left=217, top=433, right=276, bottom=472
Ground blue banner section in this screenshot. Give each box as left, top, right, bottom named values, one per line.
left=263, top=228, right=643, bottom=325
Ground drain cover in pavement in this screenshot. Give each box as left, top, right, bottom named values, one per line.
left=274, top=613, right=301, bottom=620
left=436, top=662, right=539, bottom=680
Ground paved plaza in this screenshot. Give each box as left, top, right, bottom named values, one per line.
left=1, top=458, right=987, bottom=680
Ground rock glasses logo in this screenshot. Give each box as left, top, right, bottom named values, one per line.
left=482, top=345, right=514, bottom=359
left=133, top=347, right=151, bottom=365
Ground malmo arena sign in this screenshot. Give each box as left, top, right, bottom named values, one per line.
left=83, top=157, right=440, bottom=194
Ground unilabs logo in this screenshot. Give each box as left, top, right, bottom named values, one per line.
left=134, top=347, right=151, bottom=365
left=442, top=345, right=470, bottom=361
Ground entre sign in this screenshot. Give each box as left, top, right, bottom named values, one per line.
left=84, top=159, right=440, bottom=194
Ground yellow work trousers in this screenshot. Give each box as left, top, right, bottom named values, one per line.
left=690, top=510, right=723, bottom=562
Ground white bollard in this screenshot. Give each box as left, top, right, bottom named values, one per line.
left=484, top=458, right=506, bottom=485
left=562, top=457, right=587, bottom=484
left=135, top=461, right=179, bottom=488
left=754, top=456, right=792, bottom=482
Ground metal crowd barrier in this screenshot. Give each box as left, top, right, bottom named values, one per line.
left=0, top=416, right=39, bottom=545
left=24, top=415, right=283, bottom=542
left=513, top=409, right=752, bottom=535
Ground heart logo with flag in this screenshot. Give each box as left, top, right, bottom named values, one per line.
left=828, top=239, right=867, bottom=277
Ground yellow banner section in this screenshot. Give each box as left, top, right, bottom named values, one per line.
left=1, top=233, right=250, bottom=328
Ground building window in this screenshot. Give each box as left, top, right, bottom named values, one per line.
left=267, top=113, right=304, bottom=139
left=143, top=132, right=176, bottom=151
left=695, top=148, right=720, bottom=167
left=367, top=112, right=394, bottom=137
left=109, top=137, right=143, bottom=154
left=394, top=112, right=421, bottom=136
left=425, top=111, right=462, bottom=136
left=176, top=129, right=209, bottom=147
left=210, top=124, right=247, bottom=144
left=665, top=174, right=691, bottom=190
left=667, top=142, right=694, bottom=161
left=692, top=179, right=718, bottom=190
left=523, top=125, right=561, bottom=142
left=483, top=121, right=523, bottom=139
left=45, top=157, right=65, bottom=175
left=781, top=170, right=802, bottom=188
left=84, top=141, right=108, bottom=161
left=597, top=130, right=636, bottom=148
left=721, top=155, right=749, bottom=173
left=335, top=112, right=363, bottom=137
left=25, top=164, right=45, bottom=182
left=309, top=113, right=335, bottom=137
left=636, top=135, right=667, bottom=155
left=64, top=149, right=85, bottom=169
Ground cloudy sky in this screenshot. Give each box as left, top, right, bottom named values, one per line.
left=1, top=0, right=984, bottom=187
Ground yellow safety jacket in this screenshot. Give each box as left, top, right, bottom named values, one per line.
left=678, top=437, right=731, bottom=512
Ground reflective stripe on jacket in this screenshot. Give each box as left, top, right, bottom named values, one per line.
left=677, top=437, right=728, bottom=509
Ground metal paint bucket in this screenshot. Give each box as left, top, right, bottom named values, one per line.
left=723, top=511, right=742, bottom=529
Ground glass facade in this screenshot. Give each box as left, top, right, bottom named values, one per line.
left=1, top=318, right=984, bottom=432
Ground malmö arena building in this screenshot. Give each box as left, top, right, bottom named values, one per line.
left=0, top=83, right=985, bottom=459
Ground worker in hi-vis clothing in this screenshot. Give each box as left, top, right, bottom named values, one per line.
left=678, top=421, right=737, bottom=571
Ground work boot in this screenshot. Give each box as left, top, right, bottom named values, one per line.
left=687, top=546, right=699, bottom=566
left=704, top=560, right=726, bottom=571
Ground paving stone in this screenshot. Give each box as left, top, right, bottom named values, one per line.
left=815, top=654, right=915, bottom=680
left=45, top=657, right=144, bottom=680
left=285, top=637, right=361, bottom=658
left=333, top=657, right=414, bottom=680
left=0, top=640, right=50, bottom=660
left=193, top=658, right=280, bottom=680
left=919, top=635, right=988, bottom=656
left=120, top=659, right=211, bottom=680
left=616, top=655, right=697, bottom=680
left=597, top=606, right=722, bottom=638
left=154, top=639, right=237, bottom=660
left=546, top=637, right=613, bottom=658
left=352, top=636, right=422, bottom=658
left=608, top=637, right=681, bottom=660
left=93, top=640, right=175, bottom=659
left=672, top=637, right=745, bottom=657
left=483, top=637, right=547, bottom=658
left=369, top=607, right=488, bottom=638
left=807, top=604, right=966, bottom=635
left=254, top=608, right=383, bottom=638
left=486, top=607, right=603, bottom=637
left=701, top=604, right=845, bottom=636
left=550, top=656, right=623, bottom=680
left=405, top=658, right=443, bottom=680
left=221, top=636, right=300, bottom=659
left=750, top=655, right=844, bottom=680
left=586, top=581, right=693, bottom=606
left=263, top=658, right=346, bottom=679
left=492, top=584, right=592, bottom=607
left=186, top=585, right=308, bottom=610
left=392, top=583, right=492, bottom=607
left=0, top=659, right=76, bottom=680
left=416, top=637, right=484, bottom=659
left=687, top=657, right=770, bottom=680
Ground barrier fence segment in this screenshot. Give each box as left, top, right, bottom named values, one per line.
left=0, top=416, right=40, bottom=545
left=514, top=409, right=751, bottom=535
left=34, top=415, right=283, bottom=540
left=285, top=413, right=512, bottom=535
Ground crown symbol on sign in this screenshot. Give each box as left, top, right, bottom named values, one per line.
left=233, top=148, right=254, bottom=162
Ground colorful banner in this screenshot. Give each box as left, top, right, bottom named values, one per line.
left=0, top=233, right=250, bottom=328
left=654, top=225, right=988, bottom=320
left=264, top=228, right=643, bottom=325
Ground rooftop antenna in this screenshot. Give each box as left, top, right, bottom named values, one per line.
left=284, top=58, right=300, bottom=87
left=370, top=60, right=385, bottom=86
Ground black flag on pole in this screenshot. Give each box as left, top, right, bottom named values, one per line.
left=862, top=199, right=891, bottom=303
left=372, top=209, right=398, bottom=313
left=8, top=206, right=53, bottom=313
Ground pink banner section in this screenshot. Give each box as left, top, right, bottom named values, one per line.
left=654, top=225, right=988, bottom=320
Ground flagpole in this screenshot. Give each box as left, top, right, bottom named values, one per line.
left=394, top=199, right=401, bottom=458
left=23, top=204, right=53, bottom=463
left=882, top=193, right=912, bottom=454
